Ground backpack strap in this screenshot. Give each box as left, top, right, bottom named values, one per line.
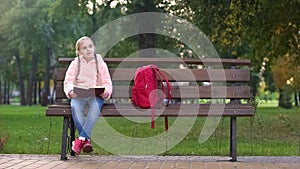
left=151, top=65, right=172, bottom=132
left=73, top=57, right=80, bottom=85
left=94, top=53, right=99, bottom=74
left=151, top=65, right=172, bottom=106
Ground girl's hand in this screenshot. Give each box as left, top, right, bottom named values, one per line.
left=101, top=91, right=109, bottom=99
left=69, top=91, right=77, bottom=98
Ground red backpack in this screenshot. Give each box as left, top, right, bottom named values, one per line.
left=132, top=64, right=171, bottom=131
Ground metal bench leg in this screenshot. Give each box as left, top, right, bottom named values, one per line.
left=61, top=116, right=69, bottom=160
left=70, top=117, right=75, bottom=156
left=230, top=117, right=237, bottom=162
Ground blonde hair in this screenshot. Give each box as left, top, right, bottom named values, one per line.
left=75, top=36, right=94, bottom=56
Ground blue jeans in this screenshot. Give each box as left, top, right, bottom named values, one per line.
left=71, top=97, right=103, bottom=139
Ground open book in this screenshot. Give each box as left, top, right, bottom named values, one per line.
left=73, top=86, right=105, bottom=98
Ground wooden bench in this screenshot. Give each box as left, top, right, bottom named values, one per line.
left=46, top=57, right=255, bottom=161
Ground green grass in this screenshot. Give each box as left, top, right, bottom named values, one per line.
left=0, top=103, right=299, bottom=156
left=0, top=106, right=62, bottom=154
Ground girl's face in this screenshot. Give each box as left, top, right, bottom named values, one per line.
left=78, top=39, right=95, bottom=59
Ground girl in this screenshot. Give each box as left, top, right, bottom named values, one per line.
left=64, top=36, right=113, bottom=155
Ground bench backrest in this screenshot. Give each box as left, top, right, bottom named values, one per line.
left=54, top=57, right=252, bottom=105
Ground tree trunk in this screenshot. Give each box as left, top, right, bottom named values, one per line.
left=295, top=92, right=299, bottom=107
left=137, top=0, right=157, bottom=58
left=7, top=81, right=10, bottom=105
left=42, top=47, right=52, bottom=106
left=0, top=77, right=2, bottom=105
left=91, top=0, right=97, bottom=33
left=299, top=91, right=300, bottom=106
left=278, top=89, right=283, bottom=107
left=27, top=54, right=38, bottom=106
left=138, top=34, right=157, bottom=57
left=38, top=81, right=42, bottom=104
left=33, top=81, right=37, bottom=105
left=278, top=86, right=293, bottom=109
left=3, top=81, right=7, bottom=104
left=15, top=51, right=26, bottom=105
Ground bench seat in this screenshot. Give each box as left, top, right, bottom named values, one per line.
left=47, top=103, right=254, bottom=117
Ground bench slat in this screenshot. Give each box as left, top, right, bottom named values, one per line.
left=56, top=68, right=250, bottom=82
left=111, top=69, right=250, bottom=82
left=58, top=57, right=251, bottom=66
left=55, top=85, right=251, bottom=99
left=46, top=103, right=255, bottom=117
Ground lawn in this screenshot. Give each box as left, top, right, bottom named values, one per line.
left=0, top=102, right=299, bottom=156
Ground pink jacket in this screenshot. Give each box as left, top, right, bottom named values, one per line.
left=63, top=54, right=113, bottom=99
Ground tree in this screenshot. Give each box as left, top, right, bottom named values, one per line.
left=271, top=55, right=293, bottom=108
left=0, top=0, right=56, bottom=105
left=159, top=0, right=299, bottom=107
left=256, top=0, right=299, bottom=107
left=0, top=1, right=28, bottom=105
left=0, top=0, right=298, bottom=106
left=0, top=0, right=17, bottom=104
left=157, top=0, right=259, bottom=58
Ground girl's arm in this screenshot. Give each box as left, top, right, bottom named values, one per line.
left=64, top=59, right=77, bottom=98
left=98, top=61, right=113, bottom=99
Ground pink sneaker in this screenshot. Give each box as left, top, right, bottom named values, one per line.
left=83, top=139, right=93, bottom=153
left=72, top=139, right=85, bottom=155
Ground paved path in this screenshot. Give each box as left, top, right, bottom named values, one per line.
left=1, top=154, right=300, bottom=169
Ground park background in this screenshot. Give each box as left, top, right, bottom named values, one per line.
left=0, top=0, right=299, bottom=156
